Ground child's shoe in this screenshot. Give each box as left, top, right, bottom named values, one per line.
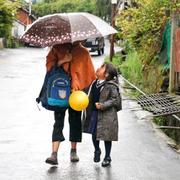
left=70, top=149, right=79, bottom=162
left=45, top=152, right=58, bottom=165
left=101, top=157, right=111, bottom=167
left=94, top=149, right=101, bottom=162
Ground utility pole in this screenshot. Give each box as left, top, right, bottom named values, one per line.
left=29, top=0, right=32, bottom=15
left=27, top=0, right=32, bottom=25
left=169, top=0, right=179, bottom=93
left=109, top=0, right=117, bottom=61
left=169, top=8, right=178, bottom=93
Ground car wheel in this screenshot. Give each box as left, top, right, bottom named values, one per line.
left=101, top=48, right=104, bottom=54
left=98, top=50, right=101, bottom=56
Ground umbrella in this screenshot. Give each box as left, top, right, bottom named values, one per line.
left=21, top=12, right=117, bottom=47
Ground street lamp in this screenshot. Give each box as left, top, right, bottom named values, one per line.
left=110, top=0, right=117, bottom=61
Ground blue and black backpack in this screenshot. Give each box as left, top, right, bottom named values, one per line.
left=36, top=65, right=71, bottom=111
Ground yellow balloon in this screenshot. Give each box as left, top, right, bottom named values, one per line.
left=69, top=91, right=89, bottom=111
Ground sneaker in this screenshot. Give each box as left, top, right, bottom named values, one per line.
left=70, top=149, right=79, bottom=162
left=45, top=152, right=58, bottom=165
left=94, top=149, right=101, bottom=163
left=101, top=157, right=111, bottom=167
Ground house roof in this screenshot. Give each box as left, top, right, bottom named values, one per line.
left=19, top=7, right=37, bottom=21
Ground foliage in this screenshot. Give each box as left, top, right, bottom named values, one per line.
left=153, top=116, right=180, bottom=144
left=153, top=117, right=166, bottom=126
left=32, top=0, right=97, bottom=17
left=116, top=0, right=180, bottom=144
left=0, top=0, right=20, bottom=38
left=32, top=0, right=111, bottom=20
left=95, top=0, right=111, bottom=21
left=120, top=51, right=143, bottom=89
left=105, top=52, right=123, bottom=72
left=117, top=0, right=172, bottom=58
left=116, top=0, right=180, bottom=93
left=109, top=50, right=164, bottom=94
left=111, top=53, right=123, bottom=73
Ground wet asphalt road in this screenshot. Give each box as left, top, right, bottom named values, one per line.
left=0, top=44, right=180, bottom=180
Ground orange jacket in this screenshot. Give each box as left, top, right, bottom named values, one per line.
left=46, top=43, right=96, bottom=90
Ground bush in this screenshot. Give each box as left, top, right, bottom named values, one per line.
left=6, top=37, right=22, bottom=48
left=0, top=0, right=20, bottom=39
left=113, top=50, right=164, bottom=94
left=114, top=0, right=175, bottom=94
left=120, top=51, right=142, bottom=87
left=112, top=53, right=123, bottom=73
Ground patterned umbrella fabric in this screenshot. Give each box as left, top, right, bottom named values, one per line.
left=21, top=12, right=117, bottom=47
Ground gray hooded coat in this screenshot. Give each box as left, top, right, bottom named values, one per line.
left=82, top=80, right=120, bottom=141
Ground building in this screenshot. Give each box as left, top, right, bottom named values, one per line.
left=12, top=7, right=36, bottom=39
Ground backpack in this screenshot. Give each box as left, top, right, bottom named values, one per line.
left=108, top=81, right=122, bottom=112
left=36, top=65, right=70, bottom=111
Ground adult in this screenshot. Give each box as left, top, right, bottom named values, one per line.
left=45, top=42, right=96, bottom=165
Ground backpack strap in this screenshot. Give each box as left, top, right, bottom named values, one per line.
left=36, top=71, right=50, bottom=104
left=36, top=63, right=60, bottom=104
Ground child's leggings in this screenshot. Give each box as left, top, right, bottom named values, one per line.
left=92, top=134, right=112, bottom=158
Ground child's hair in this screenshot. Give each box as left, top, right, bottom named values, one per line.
left=104, top=62, right=118, bottom=82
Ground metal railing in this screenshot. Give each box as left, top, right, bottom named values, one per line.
left=119, top=74, right=180, bottom=129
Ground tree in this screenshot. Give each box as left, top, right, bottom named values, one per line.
left=116, top=0, right=180, bottom=93
left=95, top=0, right=111, bottom=21
left=32, top=0, right=97, bottom=17
left=0, top=0, right=20, bottom=38
left=117, top=0, right=180, bottom=57
left=32, top=0, right=112, bottom=23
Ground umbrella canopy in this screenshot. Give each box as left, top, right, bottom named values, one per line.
left=21, top=12, right=117, bottom=47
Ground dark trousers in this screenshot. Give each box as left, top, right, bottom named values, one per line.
left=52, top=107, right=82, bottom=142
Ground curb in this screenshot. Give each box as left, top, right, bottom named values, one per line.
left=151, top=120, right=180, bottom=154
left=126, top=96, right=180, bottom=154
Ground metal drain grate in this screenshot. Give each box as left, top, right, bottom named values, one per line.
left=137, top=93, right=180, bottom=116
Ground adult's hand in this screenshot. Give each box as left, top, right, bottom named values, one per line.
left=36, top=97, right=40, bottom=103
left=57, top=52, right=72, bottom=66
left=71, top=86, right=79, bottom=91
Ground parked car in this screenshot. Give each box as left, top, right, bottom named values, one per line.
left=84, top=37, right=105, bottom=56
left=23, top=42, right=41, bottom=48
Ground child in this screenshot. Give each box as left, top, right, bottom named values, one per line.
left=83, top=62, right=120, bottom=167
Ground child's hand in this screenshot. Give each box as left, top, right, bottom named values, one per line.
left=95, top=102, right=101, bottom=109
